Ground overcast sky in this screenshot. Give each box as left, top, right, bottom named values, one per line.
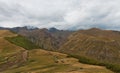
left=0, top=0, right=120, bottom=30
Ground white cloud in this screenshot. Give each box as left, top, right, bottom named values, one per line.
left=0, top=0, right=120, bottom=30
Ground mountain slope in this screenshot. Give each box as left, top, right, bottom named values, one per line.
left=0, top=30, right=27, bottom=71
left=11, top=27, right=73, bottom=50
left=3, top=49, right=114, bottom=73
left=60, top=28, right=120, bottom=64
left=0, top=29, right=114, bottom=73
left=0, top=30, right=24, bottom=56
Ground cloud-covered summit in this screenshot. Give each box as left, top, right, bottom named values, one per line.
left=0, top=0, right=120, bottom=30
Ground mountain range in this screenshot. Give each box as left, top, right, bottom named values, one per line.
left=0, top=26, right=120, bottom=73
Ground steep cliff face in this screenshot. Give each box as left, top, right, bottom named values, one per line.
left=12, top=27, right=73, bottom=50
left=24, top=29, right=59, bottom=50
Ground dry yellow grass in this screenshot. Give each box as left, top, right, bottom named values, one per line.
left=0, top=30, right=114, bottom=73
left=3, top=49, right=114, bottom=73
left=0, top=30, right=17, bottom=37
left=0, top=30, right=24, bottom=56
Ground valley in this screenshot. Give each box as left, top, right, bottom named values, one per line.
left=0, top=30, right=114, bottom=73
left=0, top=0, right=120, bottom=73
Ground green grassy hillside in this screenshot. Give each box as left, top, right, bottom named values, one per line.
left=5, top=35, right=39, bottom=50
left=0, top=30, right=24, bottom=56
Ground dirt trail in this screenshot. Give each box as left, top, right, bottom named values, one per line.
left=0, top=50, right=28, bottom=72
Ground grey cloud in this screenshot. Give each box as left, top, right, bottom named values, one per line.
left=0, top=0, right=120, bottom=30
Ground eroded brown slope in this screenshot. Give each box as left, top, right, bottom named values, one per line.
left=60, top=28, right=120, bottom=64
left=15, top=27, right=73, bottom=50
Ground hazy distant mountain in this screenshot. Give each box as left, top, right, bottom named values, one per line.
left=48, top=27, right=59, bottom=32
